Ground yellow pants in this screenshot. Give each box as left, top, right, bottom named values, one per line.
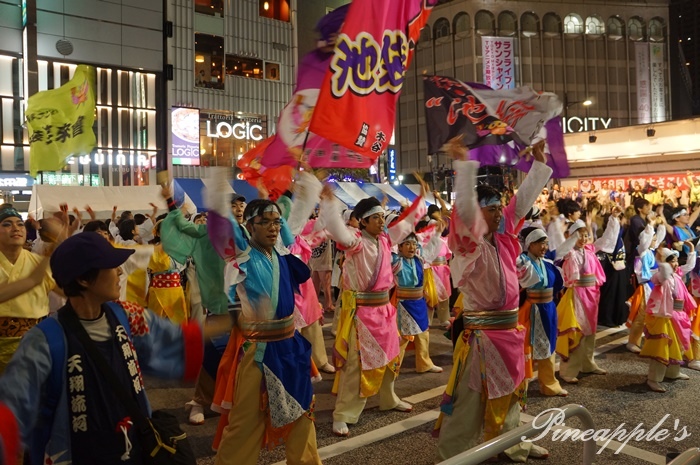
left=399, top=331, right=435, bottom=373
left=628, top=307, right=646, bottom=347
left=215, top=345, right=321, bottom=465
left=430, top=300, right=451, bottom=324
left=559, top=334, right=600, bottom=379
left=536, top=354, right=565, bottom=395
left=301, top=319, right=329, bottom=368
left=436, top=347, right=537, bottom=461
left=333, top=324, right=401, bottom=424
left=0, top=337, right=20, bottom=375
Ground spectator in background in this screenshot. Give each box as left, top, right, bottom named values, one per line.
left=687, top=171, right=700, bottom=205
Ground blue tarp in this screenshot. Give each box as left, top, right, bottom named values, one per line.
left=357, top=183, right=403, bottom=210
left=174, top=178, right=261, bottom=212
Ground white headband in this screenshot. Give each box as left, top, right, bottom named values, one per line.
left=672, top=209, right=688, bottom=220
left=362, top=205, right=385, bottom=219
left=479, top=195, right=501, bottom=208
left=245, top=204, right=278, bottom=222
left=525, top=228, right=548, bottom=249
left=568, top=219, right=587, bottom=236
left=658, top=248, right=679, bottom=262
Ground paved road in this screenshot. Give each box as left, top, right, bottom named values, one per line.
left=146, top=318, right=700, bottom=465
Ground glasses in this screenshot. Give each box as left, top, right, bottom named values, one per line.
left=254, top=219, right=282, bottom=229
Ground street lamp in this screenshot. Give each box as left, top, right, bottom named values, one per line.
left=564, top=93, right=593, bottom=118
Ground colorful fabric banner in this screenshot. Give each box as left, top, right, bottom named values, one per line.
left=308, top=0, right=436, bottom=159
left=423, top=75, right=569, bottom=177
left=481, top=37, right=515, bottom=90
left=27, top=64, right=96, bottom=176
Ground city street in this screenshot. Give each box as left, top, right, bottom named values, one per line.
left=146, top=317, right=700, bottom=465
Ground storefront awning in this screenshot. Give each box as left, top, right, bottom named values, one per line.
left=173, top=178, right=259, bottom=212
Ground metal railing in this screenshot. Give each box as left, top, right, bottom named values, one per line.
left=438, top=404, right=596, bottom=465
left=669, top=448, right=700, bottom=465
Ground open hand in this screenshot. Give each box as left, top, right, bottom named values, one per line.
left=441, top=135, right=468, bottom=161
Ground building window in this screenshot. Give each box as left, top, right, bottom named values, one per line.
left=453, top=12, right=470, bottom=36
left=498, top=11, right=517, bottom=36
left=563, top=14, right=583, bottom=34
left=199, top=111, right=267, bottom=167
left=607, top=16, right=625, bottom=39
left=259, top=0, right=290, bottom=22
left=194, top=0, right=223, bottom=17
left=195, top=33, right=225, bottom=89
left=628, top=17, right=645, bottom=41
left=543, top=13, right=561, bottom=36
left=434, top=18, right=451, bottom=40
left=586, top=15, right=605, bottom=35
left=475, top=10, right=495, bottom=36
left=418, top=26, right=431, bottom=45
left=226, top=55, right=263, bottom=79
left=265, top=62, right=280, bottom=80
left=521, top=12, right=539, bottom=37
left=648, top=17, right=665, bottom=42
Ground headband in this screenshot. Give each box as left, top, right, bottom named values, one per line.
left=479, top=195, right=501, bottom=208
left=362, top=205, right=385, bottom=219
left=245, top=204, right=279, bottom=222
left=400, top=233, right=418, bottom=244
left=0, top=208, right=21, bottom=222
left=672, top=209, right=688, bottom=220
left=658, top=248, right=679, bottom=262
left=568, top=219, right=587, bottom=236
left=524, top=228, right=548, bottom=249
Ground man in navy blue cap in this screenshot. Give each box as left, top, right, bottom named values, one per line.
left=0, top=232, right=204, bottom=465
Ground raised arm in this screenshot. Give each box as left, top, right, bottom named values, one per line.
left=680, top=241, right=697, bottom=275
left=512, top=142, right=553, bottom=222
left=420, top=221, right=445, bottom=264
left=594, top=209, right=621, bottom=253
left=286, top=171, right=323, bottom=236
left=319, top=185, right=358, bottom=249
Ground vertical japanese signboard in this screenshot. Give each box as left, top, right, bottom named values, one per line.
left=634, top=42, right=651, bottom=125
left=649, top=43, right=666, bottom=123
left=482, top=37, right=515, bottom=90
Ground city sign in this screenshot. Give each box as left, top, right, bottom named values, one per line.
left=562, top=117, right=612, bottom=133
left=0, top=173, right=33, bottom=188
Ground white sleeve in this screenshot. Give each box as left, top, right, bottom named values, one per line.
left=204, top=168, right=232, bottom=218
left=654, top=224, right=667, bottom=249
left=109, top=221, right=120, bottom=239
left=420, top=230, right=443, bottom=264
left=453, top=160, right=480, bottom=228
left=555, top=233, right=578, bottom=261
left=594, top=216, right=620, bottom=253
left=547, top=216, right=566, bottom=251
left=319, top=197, right=358, bottom=249
left=514, top=161, right=553, bottom=221
left=287, top=171, right=322, bottom=236
left=680, top=252, right=697, bottom=275
left=637, top=224, right=655, bottom=255
left=517, top=255, right=541, bottom=288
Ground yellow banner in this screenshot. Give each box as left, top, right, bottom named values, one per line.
left=27, top=64, right=96, bottom=176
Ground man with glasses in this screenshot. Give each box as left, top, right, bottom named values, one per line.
left=319, top=177, right=429, bottom=437
left=205, top=171, right=321, bottom=465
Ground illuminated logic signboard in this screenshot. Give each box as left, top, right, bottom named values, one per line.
left=171, top=107, right=201, bottom=166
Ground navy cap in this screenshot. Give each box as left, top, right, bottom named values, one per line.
left=50, top=232, right=135, bottom=288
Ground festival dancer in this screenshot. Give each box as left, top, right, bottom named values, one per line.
left=626, top=221, right=665, bottom=353
left=420, top=217, right=453, bottom=328
left=555, top=209, right=621, bottom=384
left=205, top=172, right=321, bottom=465
left=435, top=138, right=552, bottom=462
left=393, top=225, right=444, bottom=374
left=517, top=226, right=567, bottom=397
left=640, top=244, right=696, bottom=392
left=319, top=177, right=429, bottom=437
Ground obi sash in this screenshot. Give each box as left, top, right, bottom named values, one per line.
left=463, top=308, right=519, bottom=330
left=526, top=288, right=554, bottom=304
left=673, top=299, right=685, bottom=311
left=356, top=290, right=390, bottom=307
left=431, top=257, right=447, bottom=266
left=149, top=271, right=181, bottom=289
left=239, top=315, right=295, bottom=342
left=396, top=286, right=424, bottom=300
left=574, top=273, right=596, bottom=287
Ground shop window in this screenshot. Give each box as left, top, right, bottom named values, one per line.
left=226, top=55, right=263, bottom=79
left=498, top=11, right=517, bottom=36
left=521, top=12, right=539, bottom=38
left=194, top=0, right=223, bottom=17
left=648, top=17, right=665, bottom=42
left=195, top=33, right=225, bottom=90
left=586, top=15, right=605, bottom=35
left=563, top=14, right=583, bottom=34
left=265, top=62, right=280, bottom=80
left=628, top=17, right=645, bottom=41
left=607, top=16, right=625, bottom=39
left=543, top=13, right=561, bottom=36
left=453, top=12, right=470, bottom=36
left=259, top=0, right=290, bottom=22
